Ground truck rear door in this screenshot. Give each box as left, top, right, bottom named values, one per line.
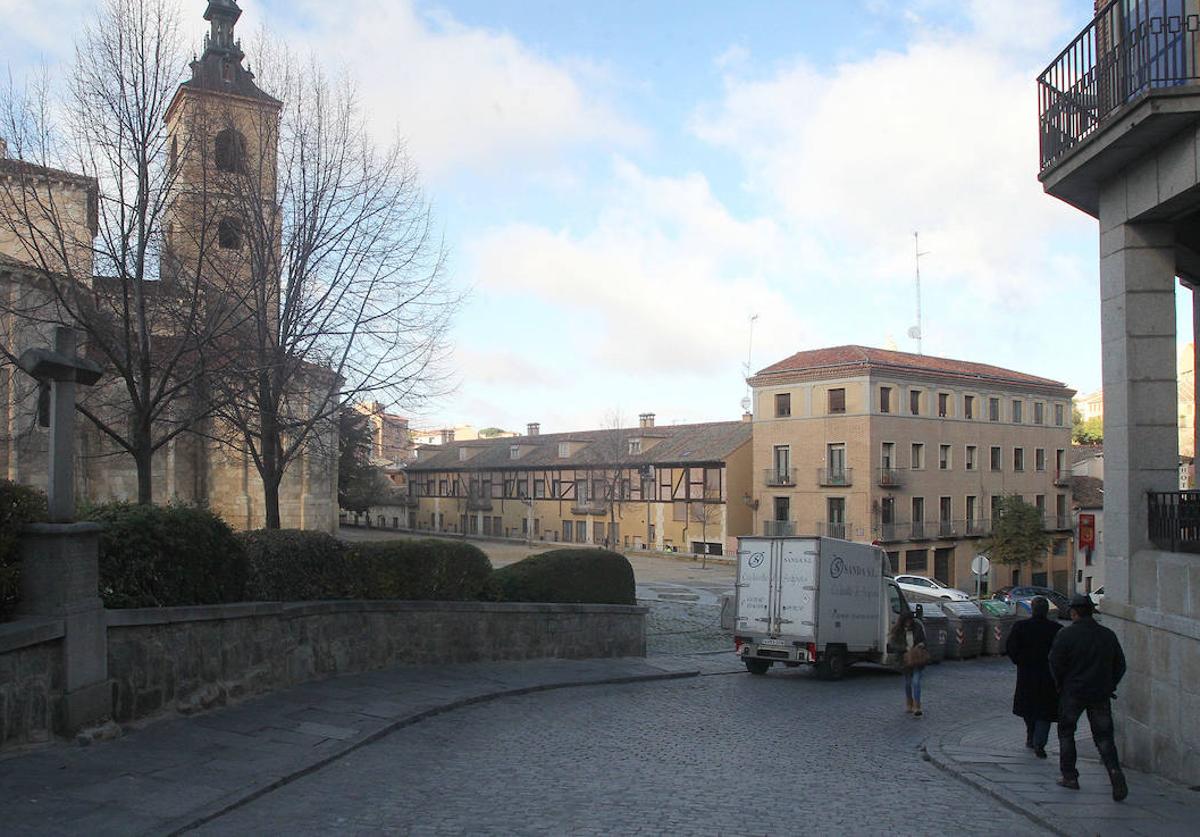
left=735, top=537, right=773, bottom=635
left=776, top=538, right=818, bottom=641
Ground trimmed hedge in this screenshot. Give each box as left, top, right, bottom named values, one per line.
left=488, top=548, right=636, bottom=605
left=240, top=528, right=354, bottom=602
left=0, top=480, right=47, bottom=621
left=88, top=502, right=248, bottom=608
left=351, top=538, right=492, bottom=601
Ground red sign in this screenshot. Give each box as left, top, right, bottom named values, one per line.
left=1079, top=513, right=1096, bottom=549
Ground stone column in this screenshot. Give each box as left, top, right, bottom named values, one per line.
left=1097, top=218, right=1179, bottom=608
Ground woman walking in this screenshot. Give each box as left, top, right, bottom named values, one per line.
left=1005, top=595, right=1062, bottom=758
left=891, top=607, right=930, bottom=717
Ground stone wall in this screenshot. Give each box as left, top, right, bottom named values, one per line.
left=105, top=600, right=646, bottom=723
left=0, top=620, right=64, bottom=749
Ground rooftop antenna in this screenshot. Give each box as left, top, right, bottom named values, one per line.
left=740, top=314, right=759, bottom=413
left=908, top=231, right=930, bottom=354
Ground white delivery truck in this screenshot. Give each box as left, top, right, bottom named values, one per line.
left=733, top=536, right=909, bottom=679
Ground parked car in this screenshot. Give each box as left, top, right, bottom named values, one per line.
left=894, top=574, right=971, bottom=601
left=1090, top=586, right=1105, bottom=608
left=993, top=586, right=1071, bottom=619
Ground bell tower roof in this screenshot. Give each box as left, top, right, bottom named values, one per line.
left=181, top=0, right=280, bottom=106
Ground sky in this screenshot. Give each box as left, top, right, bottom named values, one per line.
left=5, top=0, right=1189, bottom=433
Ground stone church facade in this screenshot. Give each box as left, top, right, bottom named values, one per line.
left=0, top=0, right=337, bottom=532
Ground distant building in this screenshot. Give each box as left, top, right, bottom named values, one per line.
left=408, top=424, right=518, bottom=447
left=747, top=345, right=1076, bottom=594
left=1071, top=475, right=1104, bottom=597
left=354, top=401, right=411, bottom=472
left=372, top=414, right=753, bottom=554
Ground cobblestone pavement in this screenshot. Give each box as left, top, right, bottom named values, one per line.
left=198, top=658, right=1052, bottom=836
left=645, top=600, right=730, bottom=655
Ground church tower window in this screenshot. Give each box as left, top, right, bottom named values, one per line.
left=217, top=217, right=243, bottom=250
left=214, top=128, right=246, bottom=173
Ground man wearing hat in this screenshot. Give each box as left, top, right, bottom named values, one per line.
left=1048, top=593, right=1128, bottom=800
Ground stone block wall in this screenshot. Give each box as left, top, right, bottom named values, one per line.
left=104, top=601, right=646, bottom=724
left=0, top=620, right=64, bottom=749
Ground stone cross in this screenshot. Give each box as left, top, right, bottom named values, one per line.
left=18, top=326, right=102, bottom=522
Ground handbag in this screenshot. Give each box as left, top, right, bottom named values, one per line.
left=903, top=644, right=930, bottom=668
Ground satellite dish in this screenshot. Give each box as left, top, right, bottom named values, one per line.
left=740, top=396, right=751, bottom=412
left=907, top=326, right=922, bottom=340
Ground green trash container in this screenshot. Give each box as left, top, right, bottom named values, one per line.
left=981, top=599, right=1019, bottom=655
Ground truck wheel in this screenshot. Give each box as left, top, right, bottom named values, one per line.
left=817, top=646, right=848, bottom=681
left=744, top=658, right=772, bottom=675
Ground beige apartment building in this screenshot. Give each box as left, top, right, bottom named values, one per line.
left=375, top=415, right=753, bottom=555
left=747, top=346, right=1076, bottom=593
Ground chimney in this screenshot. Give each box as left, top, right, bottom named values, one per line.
left=527, top=422, right=540, bottom=436
left=742, top=411, right=753, bottom=423
left=440, top=428, right=455, bottom=444
left=638, top=413, right=655, bottom=429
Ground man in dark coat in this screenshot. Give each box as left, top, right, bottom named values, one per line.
left=1006, top=596, right=1062, bottom=758
left=1048, top=593, right=1128, bottom=801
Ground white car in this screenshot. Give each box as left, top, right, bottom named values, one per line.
left=894, top=574, right=971, bottom=601
left=1090, top=586, right=1105, bottom=608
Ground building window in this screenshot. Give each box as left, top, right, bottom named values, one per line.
left=906, top=549, right=928, bottom=573
left=991, top=494, right=1003, bottom=521
left=214, top=128, right=247, bottom=173
left=458, top=448, right=468, bottom=461
left=939, top=444, right=951, bottom=470
left=509, top=445, right=520, bottom=459
left=563, top=520, right=573, bottom=541
left=881, top=442, right=895, bottom=469
left=880, top=386, right=892, bottom=413
left=1035, top=494, right=1046, bottom=513
left=990, top=446, right=1002, bottom=471
left=1013, top=447, right=1025, bottom=472
left=1034, top=402, right=1045, bottom=425
left=886, top=551, right=900, bottom=574
left=966, top=495, right=977, bottom=524
left=217, top=217, right=243, bottom=249
left=912, top=496, right=925, bottom=526
left=775, top=393, right=791, bottom=417
left=828, top=388, right=846, bottom=414
left=1035, top=448, right=1046, bottom=472
left=964, top=395, right=975, bottom=420
left=938, top=393, right=949, bottom=418
left=909, top=390, right=921, bottom=416
left=628, top=439, right=642, bottom=455
left=534, top=479, right=546, bottom=498
left=989, top=397, right=1000, bottom=422
left=1012, top=399, right=1023, bottom=424
left=965, top=445, right=977, bottom=471
left=911, top=443, right=924, bottom=470
left=558, top=442, right=569, bottom=458
left=1054, top=403, right=1065, bottom=427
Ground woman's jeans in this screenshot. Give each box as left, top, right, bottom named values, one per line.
left=904, top=667, right=923, bottom=703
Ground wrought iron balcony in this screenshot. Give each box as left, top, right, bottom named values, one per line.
left=818, top=521, right=851, bottom=540
left=877, top=467, right=903, bottom=488
left=937, top=519, right=957, bottom=538
left=763, top=468, right=797, bottom=487
left=763, top=520, right=796, bottom=537
left=1039, top=0, right=1200, bottom=171
left=909, top=520, right=930, bottom=541
left=818, top=467, right=853, bottom=487
left=1053, top=469, right=1072, bottom=487
left=1045, top=514, right=1074, bottom=532
left=963, top=518, right=990, bottom=538
left=1149, top=490, right=1200, bottom=552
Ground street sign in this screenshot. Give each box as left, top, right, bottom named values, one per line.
left=971, top=555, right=991, bottom=576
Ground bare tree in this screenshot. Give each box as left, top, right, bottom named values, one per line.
left=0, top=0, right=242, bottom=503
left=592, top=411, right=634, bottom=551
left=211, top=51, right=457, bottom=528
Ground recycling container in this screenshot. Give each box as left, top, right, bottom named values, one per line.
left=913, top=602, right=947, bottom=664
left=980, top=599, right=1020, bottom=656
left=940, top=600, right=985, bottom=660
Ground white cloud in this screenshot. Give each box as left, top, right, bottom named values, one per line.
left=466, top=159, right=812, bottom=377
left=268, top=0, right=642, bottom=176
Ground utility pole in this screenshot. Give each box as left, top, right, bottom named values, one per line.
left=741, top=314, right=759, bottom=413
left=909, top=232, right=930, bottom=355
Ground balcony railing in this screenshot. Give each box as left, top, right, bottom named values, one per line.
left=1054, top=469, right=1072, bottom=487
left=937, top=519, right=957, bottom=538
left=763, top=468, right=797, bottom=487
left=818, top=468, right=853, bottom=487
left=817, top=521, right=851, bottom=540
left=879, top=519, right=989, bottom=542
left=1149, top=490, right=1200, bottom=552
left=1045, top=514, right=1074, bottom=531
left=571, top=500, right=608, bottom=515
left=764, top=520, right=796, bottom=537
left=963, top=518, right=990, bottom=538
left=1039, top=0, right=1200, bottom=170
left=877, top=467, right=903, bottom=488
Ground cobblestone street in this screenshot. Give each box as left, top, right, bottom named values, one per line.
left=197, top=658, right=1049, bottom=836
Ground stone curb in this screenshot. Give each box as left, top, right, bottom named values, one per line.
left=160, top=667, right=702, bottom=836
left=922, top=717, right=1068, bottom=837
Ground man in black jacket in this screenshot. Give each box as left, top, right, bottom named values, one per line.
left=1048, top=594, right=1128, bottom=801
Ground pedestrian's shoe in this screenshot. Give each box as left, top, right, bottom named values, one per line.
left=913, top=702, right=923, bottom=717
left=1110, top=769, right=1128, bottom=802
left=1034, top=747, right=1047, bottom=759
left=1056, top=776, right=1080, bottom=790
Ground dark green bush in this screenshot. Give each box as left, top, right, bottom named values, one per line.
left=240, top=528, right=353, bottom=601
left=88, top=502, right=247, bottom=608
left=488, top=548, right=636, bottom=605
left=350, top=538, right=492, bottom=600
left=0, top=480, right=47, bottom=621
